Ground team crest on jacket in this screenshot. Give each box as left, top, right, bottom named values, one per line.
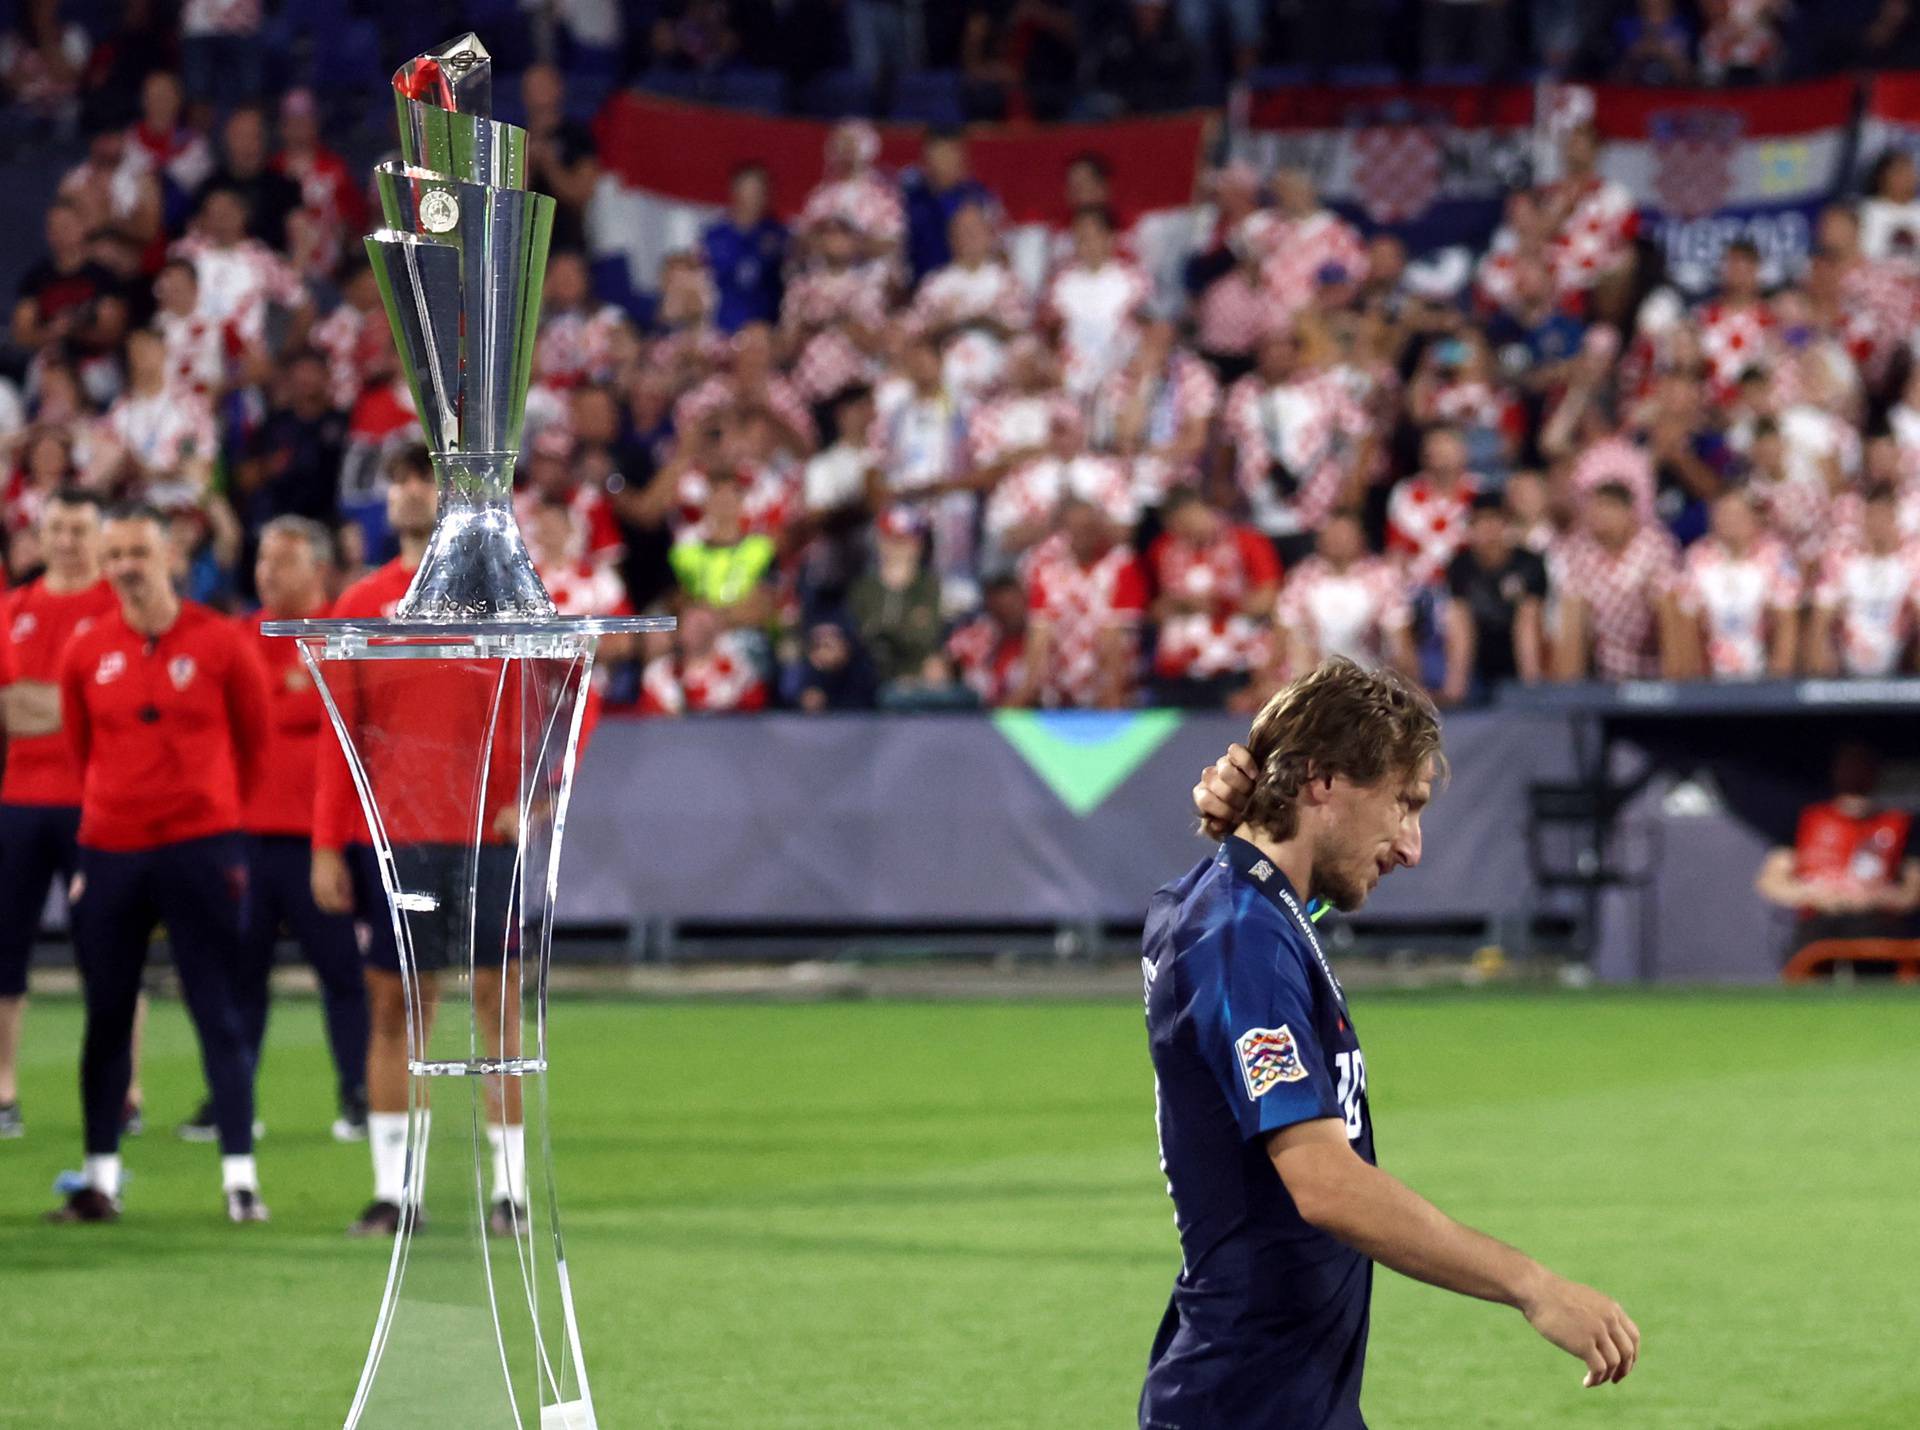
left=1236, top=1025, right=1308, bottom=1100
left=96, top=650, right=125, bottom=684
left=11, top=612, right=35, bottom=641
left=168, top=655, right=196, bottom=690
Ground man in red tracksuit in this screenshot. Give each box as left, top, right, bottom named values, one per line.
left=176, top=515, right=370, bottom=1144
left=0, top=490, right=119, bottom=1139
left=51, top=503, right=272, bottom=1224
left=310, top=445, right=529, bottom=1238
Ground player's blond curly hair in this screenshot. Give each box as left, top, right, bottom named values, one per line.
left=1242, top=657, right=1446, bottom=842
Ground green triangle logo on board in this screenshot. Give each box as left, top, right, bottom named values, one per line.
left=992, top=710, right=1184, bottom=817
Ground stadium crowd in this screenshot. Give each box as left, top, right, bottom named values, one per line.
left=19, top=0, right=1920, bottom=149
left=7, top=38, right=1920, bottom=722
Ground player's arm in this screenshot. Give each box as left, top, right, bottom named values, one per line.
left=0, top=680, right=63, bottom=736
left=225, top=632, right=273, bottom=799
left=1550, top=593, right=1589, bottom=681
left=1753, top=846, right=1836, bottom=911
left=1268, top=1118, right=1640, bottom=1388
left=57, top=643, right=91, bottom=774
left=1767, top=601, right=1798, bottom=678
left=1192, top=742, right=1257, bottom=841
left=1876, top=856, right=1920, bottom=914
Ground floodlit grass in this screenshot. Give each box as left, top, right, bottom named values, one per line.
left=2, top=989, right=1916, bottom=1427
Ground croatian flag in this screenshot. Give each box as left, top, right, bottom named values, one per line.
left=1232, top=83, right=1536, bottom=256
left=588, top=95, right=1208, bottom=307
left=1580, top=77, right=1855, bottom=293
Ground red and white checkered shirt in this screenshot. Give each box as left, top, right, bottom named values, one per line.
left=783, top=266, right=889, bottom=403
left=946, top=614, right=1026, bottom=707
left=799, top=173, right=905, bottom=244
left=674, top=374, right=817, bottom=453
left=1545, top=177, right=1638, bottom=293
left=1223, top=371, right=1370, bottom=536
left=155, top=307, right=234, bottom=398
left=1089, top=349, right=1220, bottom=506
left=1570, top=434, right=1657, bottom=524
left=1043, top=258, right=1151, bottom=399
left=673, top=460, right=800, bottom=538
left=1675, top=535, right=1800, bottom=678
left=639, top=634, right=767, bottom=715
left=1024, top=532, right=1147, bottom=707
left=1700, top=0, right=1782, bottom=77
left=1255, top=209, right=1368, bottom=326
left=1553, top=525, right=1680, bottom=678
left=1148, top=522, right=1280, bottom=679
left=169, top=233, right=305, bottom=344
left=1386, top=473, right=1483, bottom=590
left=1747, top=469, right=1833, bottom=568
left=912, top=261, right=1032, bottom=406
left=1275, top=556, right=1410, bottom=669
left=1194, top=266, right=1269, bottom=358
left=1829, top=476, right=1920, bottom=550
left=535, top=557, right=631, bottom=617
left=310, top=302, right=392, bottom=411
left=912, top=260, right=1031, bottom=336
left=1694, top=299, right=1776, bottom=401
left=968, top=390, right=1081, bottom=469
left=273, top=147, right=365, bottom=281
left=127, top=121, right=213, bottom=196
left=1836, top=258, right=1919, bottom=386
left=512, top=485, right=622, bottom=568
left=104, top=387, right=217, bottom=487
left=534, top=304, right=632, bottom=391
left=1812, top=539, right=1920, bottom=676
left=1473, top=232, right=1579, bottom=313
left=647, top=323, right=731, bottom=391
left=986, top=454, right=1135, bottom=546
left=1426, top=377, right=1521, bottom=442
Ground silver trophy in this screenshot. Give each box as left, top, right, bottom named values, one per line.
left=267, top=34, right=670, bottom=1429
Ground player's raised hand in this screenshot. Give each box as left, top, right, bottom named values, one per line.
left=1519, top=1271, right=1640, bottom=1387
left=1193, top=743, right=1258, bottom=839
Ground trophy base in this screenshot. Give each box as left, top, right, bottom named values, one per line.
left=541, top=1401, right=597, bottom=1429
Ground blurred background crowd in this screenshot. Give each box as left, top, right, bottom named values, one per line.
left=5, top=0, right=1920, bottom=718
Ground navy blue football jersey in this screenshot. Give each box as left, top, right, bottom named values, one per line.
left=1139, top=837, right=1374, bottom=1430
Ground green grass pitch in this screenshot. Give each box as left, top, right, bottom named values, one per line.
left=2, top=988, right=1916, bottom=1428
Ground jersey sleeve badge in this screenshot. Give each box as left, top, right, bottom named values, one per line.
left=1236, top=1025, right=1308, bottom=1099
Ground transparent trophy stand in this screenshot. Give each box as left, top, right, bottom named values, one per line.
left=268, top=32, right=675, bottom=1423
left=274, top=616, right=669, bottom=1429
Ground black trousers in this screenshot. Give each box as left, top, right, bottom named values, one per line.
left=72, top=835, right=254, bottom=1157
left=238, top=835, right=368, bottom=1108
left=0, top=803, right=81, bottom=997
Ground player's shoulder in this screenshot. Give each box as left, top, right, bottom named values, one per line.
left=1146, top=845, right=1294, bottom=965
left=61, top=603, right=123, bottom=659
left=334, top=560, right=406, bottom=617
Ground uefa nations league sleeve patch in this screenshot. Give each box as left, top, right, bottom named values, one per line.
left=1236, top=1025, right=1308, bottom=1099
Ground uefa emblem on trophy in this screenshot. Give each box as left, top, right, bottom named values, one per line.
left=267, top=34, right=671, bottom=1429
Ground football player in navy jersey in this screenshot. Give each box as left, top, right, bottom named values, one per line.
left=1145, top=658, right=1638, bottom=1429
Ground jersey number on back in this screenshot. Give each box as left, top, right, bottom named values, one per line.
left=1333, top=1051, right=1367, bottom=1141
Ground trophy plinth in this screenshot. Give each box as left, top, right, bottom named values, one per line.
left=267, top=35, right=673, bottom=1430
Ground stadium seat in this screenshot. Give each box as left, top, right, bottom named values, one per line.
left=714, top=68, right=789, bottom=114
left=888, top=71, right=964, bottom=127
left=1781, top=939, right=1920, bottom=983
left=798, top=67, right=875, bottom=119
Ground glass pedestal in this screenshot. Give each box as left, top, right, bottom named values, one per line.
left=269, top=618, right=672, bottom=1429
